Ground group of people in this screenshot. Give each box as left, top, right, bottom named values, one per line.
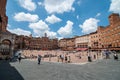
left=17, top=50, right=119, bottom=65
left=58, top=54, right=71, bottom=63
left=104, top=50, right=119, bottom=60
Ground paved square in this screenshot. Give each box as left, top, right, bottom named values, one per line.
left=0, top=57, right=120, bottom=80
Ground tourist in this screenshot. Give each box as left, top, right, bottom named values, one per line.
left=49, top=54, right=51, bottom=62
left=18, top=53, right=21, bottom=63
left=38, top=55, right=41, bottom=65
left=88, top=54, right=92, bottom=62
left=68, top=56, right=71, bottom=63
left=65, top=55, right=68, bottom=63
left=57, top=55, right=59, bottom=62
left=113, top=53, right=118, bottom=60
left=79, top=53, right=81, bottom=59
left=60, top=54, right=64, bottom=62
left=106, top=50, right=111, bottom=59
left=94, top=54, right=96, bottom=59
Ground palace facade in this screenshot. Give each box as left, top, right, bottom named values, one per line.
left=58, top=38, right=75, bottom=51
left=75, top=34, right=89, bottom=51
left=59, top=13, right=120, bottom=51
left=99, top=13, right=120, bottom=50
left=14, top=33, right=58, bottom=51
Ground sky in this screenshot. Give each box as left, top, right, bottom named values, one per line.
left=6, top=0, right=120, bottom=39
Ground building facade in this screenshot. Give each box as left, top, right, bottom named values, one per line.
left=66, top=38, right=75, bottom=51
left=75, top=35, right=89, bottom=51
left=59, top=38, right=75, bottom=51
left=0, top=0, right=120, bottom=60
left=14, top=33, right=58, bottom=50
left=59, top=13, right=120, bottom=51
left=0, top=0, right=15, bottom=59
left=89, top=31, right=100, bottom=50
left=0, top=0, right=58, bottom=59
left=100, top=13, right=120, bottom=50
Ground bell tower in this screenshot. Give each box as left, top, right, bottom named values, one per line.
left=0, top=0, right=8, bottom=32
left=44, top=33, right=47, bottom=37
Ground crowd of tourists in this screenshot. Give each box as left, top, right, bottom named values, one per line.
left=6, top=49, right=119, bottom=64
left=21, top=50, right=106, bottom=63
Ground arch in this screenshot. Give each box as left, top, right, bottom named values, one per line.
left=2, top=39, right=11, bottom=46
left=0, top=39, right=12, bottom=56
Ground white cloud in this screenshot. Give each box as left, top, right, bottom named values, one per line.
left=14, top=12, right=39, bottom=22
left=38, top=2, right=43, bottom=6
left=18, top=0, right=36, bottom=11
left=79, top=18, right=99, bottom=34
left=57, top=20, right=74, bottom=37
left=29, top=20, right=57, bottom=38
left=44, top=0, right=75, bottom=14
left=76, top=15, right=80, bottom=20
left=109, top=0, right=120, bottom=14
left=46, top=31, right=57, bottom=38
left=7, top=28, right=31, bottom=36
left=29, top=20, right=49, bottom=37
left=29, top=20, right=50, bottom=31
left=45, top=14, right=62, bottom=24
left=95, top=13, right=101, bottom=17
left=58, top=37, right=63, bottom=40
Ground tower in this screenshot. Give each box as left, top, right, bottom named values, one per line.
left=44, top=33, right=47, bottom=37
left=0, top=0, right=8, bottom=32
left=109, top=13, right=120, bottom=26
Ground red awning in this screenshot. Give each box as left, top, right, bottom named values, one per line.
left=76, top=48, right=88, bottom=51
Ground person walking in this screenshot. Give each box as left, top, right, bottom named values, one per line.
left=49, top=54, right=51, bottom=62
left=18, top=53, right=21, bottom=63
left=88, top=54, right=92, bottom=62
left=60, top=55, right=64, bottom=62
left=68, top=56, right=71, bottom=63
left=38, top=55, right=41, bottom=65
left=94, top=54, right=96, bottom=59
left=65, top=55, right=68, bottom=63
left=113, top=53, right=118, bottom=60
left=57, top=55, right=60, bottom=62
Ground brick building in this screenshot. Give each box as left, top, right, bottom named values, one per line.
left=75, top=35, right=89, bottom=51
left=0, top=0, right=58, bottom=59
left=59, top=38, right=75, bottom=51
left=0, top=0, right=15, bottom=59
left=14, top=33, right=58, bottom=50
left=89, top=31, right=100, bottom=50
left=60, top=13, right=120, bottom=51
left=99, top=13, right=120, bottom=50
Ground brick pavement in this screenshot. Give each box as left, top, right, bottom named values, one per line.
left=0, top=55, right=120, bottom=80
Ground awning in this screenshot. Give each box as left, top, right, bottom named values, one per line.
left=76, top=48, right=88, bottom=51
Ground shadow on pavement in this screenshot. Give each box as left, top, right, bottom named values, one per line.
left=0, top=60, right=24, bottom=80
